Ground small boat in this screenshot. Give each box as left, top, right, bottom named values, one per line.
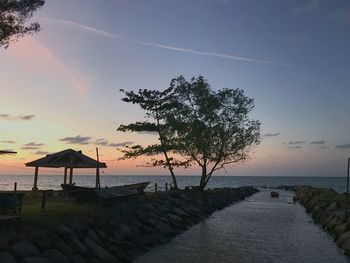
left=270, top=191, right=279, bottom=198
left=61, top=182, right=150, bottom=201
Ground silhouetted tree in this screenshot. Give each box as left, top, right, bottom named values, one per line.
left=169, top=76, right=261, bottom=190
left=117, top=88, right=188, bottom=190
left=118, top=76, right=260, bottom=190
left=0, top=0, right=45, bottom=48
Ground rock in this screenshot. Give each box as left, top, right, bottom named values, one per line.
left=118, top=224, right=131, bottom=237
left=138, top=233, right=161, bottom=246
left=0, top=251, right=17, bottom=263
left=43, top=249, right=69, bottom=263
left=58, top=225, right=75, bottom=236
left=95, top=229, right=107, bottom=241
left=87, top=229, right=103, bottom=244
left=54, top=240, right=73, bottom=257
left=146, top=217, right=158, bottom=226
left=131, top=219, right=143, bottom=228
left=68, top=236, right=88, bottom=255
left=0, top=229, right=16, bottom=249
left=21, top=257, right=50, bottom=263
left=11, top=241, right=40, bottom=258
left=337, top=231, right=350, bottom=247
left=342, top=237, right=350, bottom=255
left=168, top=214, right=182, bottom=223
left=155, top=221, right=176, bottom=236
left=71, top=255, right=87, bottom=263
left=173, top=208, right=190, bottom=217
left=108, top=245, right=132, bottom=262
left=71, top=220, right=90, bottom=234
left=112, top=230, right=125, bottom=242
left=334, top=223, right=349, bottom=239
left=84, top=238, right=116, bottom=262
left=157, top=204, right=170, bottom=213
left=327, top=202, right=337, bottom=211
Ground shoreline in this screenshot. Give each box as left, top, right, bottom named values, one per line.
left=0, top=187, right=258, bottom=263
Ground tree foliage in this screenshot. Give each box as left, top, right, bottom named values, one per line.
left=117, top=88, right=182, bottom=189
left=168, top=76, right=261, bottom=189
left=0, top=0, right=45, bottom=48
left=117, top=76, right=261, bottom=190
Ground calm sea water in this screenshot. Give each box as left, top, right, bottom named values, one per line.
left=0, top=174, right=347, bottom=192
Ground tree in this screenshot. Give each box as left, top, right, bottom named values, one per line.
left=117, top=88, right=187, bottom=190
left=0, top=0, right=45, bottom=48
left=117, top=76, right=260, bottom=191
left=168, top=76, right=261, bottom=189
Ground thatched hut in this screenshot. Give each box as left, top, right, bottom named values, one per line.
left=25, top=149, right=107, bottom=190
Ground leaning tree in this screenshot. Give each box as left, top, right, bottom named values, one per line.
left=168, top=76, right=261, bottom=189
left=0, top=0, right=45, bottom=48
left=117, top=88, right=188, bottom=190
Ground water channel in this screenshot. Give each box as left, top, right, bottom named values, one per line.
left=136, top=190, right=349, bottom=263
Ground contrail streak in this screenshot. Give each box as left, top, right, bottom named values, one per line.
left=40, top=17, right=291, bottom=67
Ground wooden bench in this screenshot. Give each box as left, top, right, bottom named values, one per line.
left=0, top=192, right=25, bottom=220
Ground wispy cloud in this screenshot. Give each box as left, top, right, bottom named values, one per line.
left=288, top=140, right=305, bottom=145
left=40, top=17, right=291, bottom=68
left=328, top=8, right=350, bottom=25
left=24, top=142, right=44, bottom=147
left=1, top=140, right=16, bottom=144
left=294, top=0, right=320, bottom=14
left=109, top=141, right=134, bottom=147
left=0, top=113, right=35, bottom=121
left=95, top=138, right=131, bottom=148
left=60, top=135, right=92, bottom=145
left=95, top=138, right=109, bottom=146
left=310, top=140, right=325, bottom=145
left=263, top=132, right=280, bottom=137
left=335, top=144, right=350, bottom=149
left=287, top=146, right=302, bottom=149
left=21, top=142, right=44, bottom=150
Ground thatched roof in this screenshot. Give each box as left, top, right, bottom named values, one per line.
left=0, top=150, right=17, bottom=155
left=25, top=149, right=107, bottom=168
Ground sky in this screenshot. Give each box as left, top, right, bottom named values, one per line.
left=1, top=0, right=350, bottom=177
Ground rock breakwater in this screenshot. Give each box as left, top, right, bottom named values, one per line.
left=0, top=186, right=258, bottom=263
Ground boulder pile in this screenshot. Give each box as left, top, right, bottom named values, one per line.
left=0, top=186, right=258, bottom=263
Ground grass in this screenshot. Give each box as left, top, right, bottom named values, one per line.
left=19, top=191, right=103, bottom=230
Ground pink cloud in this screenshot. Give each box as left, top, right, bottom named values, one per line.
left=7, top=37, right=89, bottom=95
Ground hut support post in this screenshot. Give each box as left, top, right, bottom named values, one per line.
left=346, top=158, right=350, bottom=221
left=64, top=167, right=68, bottom=184
left=69, top=168, right=73, bottom=184
left=95, top=147, right=100, bottom=189
left=32, top=166, right=39, bottom=191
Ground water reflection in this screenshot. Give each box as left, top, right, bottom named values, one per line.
left=136, top=191, right=349, bottom=263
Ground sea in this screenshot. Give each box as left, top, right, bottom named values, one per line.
left=0, top=174, right=347, bottom=193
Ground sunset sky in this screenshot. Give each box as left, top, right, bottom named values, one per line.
left=1, top=0, right=350, bottom=177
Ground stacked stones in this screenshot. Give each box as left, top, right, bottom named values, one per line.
left=284, top=185, right=350, bottom=255
left=0, top=186, right=258, bottom=263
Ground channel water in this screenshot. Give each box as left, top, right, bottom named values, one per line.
left=136, top=190, right=349, bottom=263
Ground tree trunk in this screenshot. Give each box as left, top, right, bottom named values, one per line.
left=165, top=153, right=178, bottom=189
left=156, top=114, right=178, bottom=190
left=199, top=166, right=207, bottom=190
